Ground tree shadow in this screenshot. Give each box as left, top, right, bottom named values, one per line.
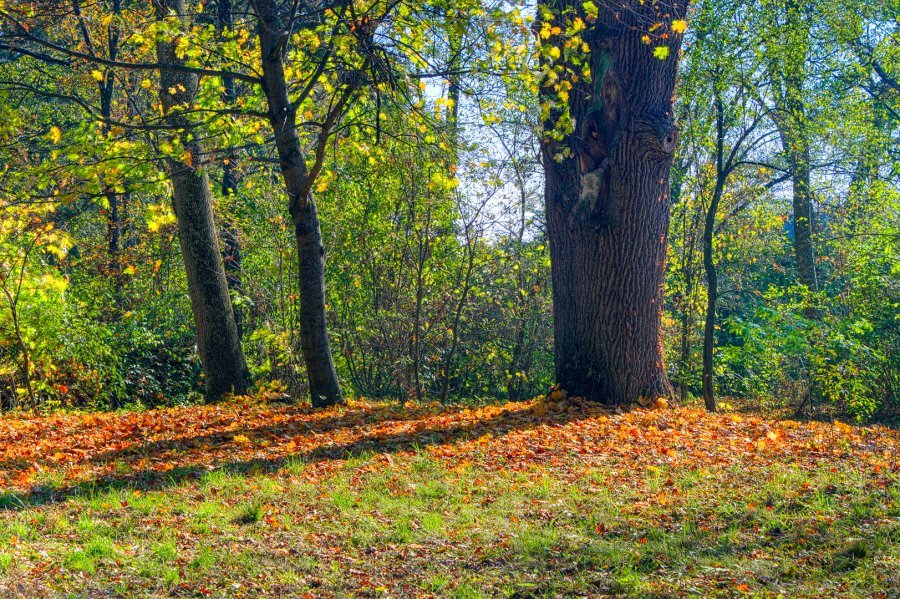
left=0, top=401, right=597, bottom=511
left=0, top=402, right=440, bottom=476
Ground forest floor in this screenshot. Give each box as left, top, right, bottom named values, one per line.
left=0, top=396, right=897, bottom=598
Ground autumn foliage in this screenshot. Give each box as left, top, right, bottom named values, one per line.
left=2, top=397, right=896, bottom=498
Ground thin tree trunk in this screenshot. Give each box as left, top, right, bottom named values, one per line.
left=5, top=295, right=35, bottom=410
left=154, top=0, right=249, bottom=402
left=768, top=0, right=818, bottom=317
left=540, top=0, right=686, bottom=405
left=440, top=228, right=475, bottom=403
left=0, top=244, right=37, bottom=410
left=410, top=207, right=431, bottom=403
left=251, top=0, right=343, bottom=407
left=701, top=176, right=724, bottom=413
left=787, top=140, right=818, bottom=300
left=674, top=164, right=700, bottom=404
left=76, top=0, right=125, bottom=295
left=436, top=12, right=466, bottom=403
left=446, top=8, right=462, bottom=134
left=678, top=271, right=695, bottom=403
left=216, top=0, right=244, bottom=339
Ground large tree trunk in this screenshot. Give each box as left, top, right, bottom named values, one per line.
left=540, top=0, right=686, bottom=405
left=252, top=0, right=343, bottom=407
left=154, top=0, right=249, bottom=402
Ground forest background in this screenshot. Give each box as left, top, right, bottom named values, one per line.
left=0, top=0, right=896, bottom=421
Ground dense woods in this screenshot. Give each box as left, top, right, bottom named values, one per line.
left=0, top=0, right=895, bottom=420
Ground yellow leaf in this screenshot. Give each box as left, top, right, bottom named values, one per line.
left=641, top=34, right=652, bottom=45
left=233, top=434, right=252, bottom=445
left=91, top=70, right=104, bottom=82
left=181, top=149, right=193, bottom=166
left=653, top=46, right=670, bottom=60
left=671, top=20, right=688, bottom=34
left=548, top=46, right=561, bottom=60
left=48, top=126, right=62, bottom=144
left=123, top=265, right=137, bottom=275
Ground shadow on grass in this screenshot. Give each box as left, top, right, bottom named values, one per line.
left=0, top=402, right=594, bottom=511
left=0, top=402, right=450, bottom=480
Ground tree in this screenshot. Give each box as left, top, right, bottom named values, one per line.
left=0, top=207, right=58, bottom=410
left=538, top=0, right=688, bottom=405
left=248, top=0, right=352, bottom=407
left=699, top=92, right=773, bottom=412
left=763, top=0, right=820, bottom=313
left=154, top=0, right=249, bottom=401
left=683, top=0, right=784, bottom=412
left=246, top=0, right=464, bottom=406
left=214, top=0, right=245, bottom=340
left=72, top=0, right=127, bottom=294
left=0, top=0, right=251, bottom=402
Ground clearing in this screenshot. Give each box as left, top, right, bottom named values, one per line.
left=0, top=397, right=897, bottom=597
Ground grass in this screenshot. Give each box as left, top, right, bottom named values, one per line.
left=0, top=397, right=897, bottom=597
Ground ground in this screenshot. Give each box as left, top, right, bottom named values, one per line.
left=0, top=396, right=897, bottom=598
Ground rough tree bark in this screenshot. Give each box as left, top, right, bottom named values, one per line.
left=154, top=0, right=249, bottom=401
left=539, top=0, right=686, bottom=405
left=251, top=0, right=344, bottom=407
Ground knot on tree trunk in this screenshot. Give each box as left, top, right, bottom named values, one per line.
left=631, top=111, right=679, bottom=159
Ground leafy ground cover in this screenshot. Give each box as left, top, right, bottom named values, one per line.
left=0, top=396, right=897, bottom=597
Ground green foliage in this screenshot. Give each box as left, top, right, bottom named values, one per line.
left=0, top=0, right=895, bottom=419
left=666, top=0, right=898, bottom=419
